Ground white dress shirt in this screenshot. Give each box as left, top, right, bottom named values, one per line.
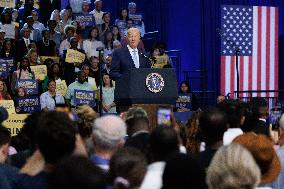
left=223, top=128, right=243, bottom=145
left=127, top=45, right=139, bottom=68
left=82, top=39, right=105, bottom=58
left=40, top=91, right=65, bottom=110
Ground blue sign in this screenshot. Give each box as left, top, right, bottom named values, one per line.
left=175, top=94, right=192, bottom=109
left=0, top=62, right=8, bottom=78
left=16, top=96, right=41, bottom=113
left=74, top=13, right=95, bottom=27
left=16, top=79, right=38, bottom=95
left=74, top=90, right=96, bottom=106
left=0, top=58, right=15, bottom=72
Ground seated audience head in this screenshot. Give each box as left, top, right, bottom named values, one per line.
left=60, top=9, right=69, bottom=21
left=77, top=70, right=87, bottom=84
left=128, top=2, right=136, bottom=14
left=149, top=126, right=179, bottom=162
left=89, top=56, right=99, bottom=69
left=69, top=36, right=78, bottom=49
left=50, top=10, right=60, bottom=22
left=250, top=97, right=269, bottom=119
left=41, top=29, right=50, bottom=40
left=206, top=143, right=261, bottom=189
left=49, top=156, right=106, bottom=189
left=126, top=18, right=134, bottom=29
left=92, top=115, right=126, bottom=153
left=47, top=80, right=56, bottom=93
left=36, top=111, right=76, bottom=164
left=199, top=107, right=228, bottom=146
left=162, top=153, right=206, bottom=189
left=81, top=0, right=90, bottom=12
left=48, top=62, right=62, bottom=79
left=125, top=107, right=149, bottom=136
left=0, top=126, right=11, bottom=163
left=19, top=57, right=31, bottom=70
left=22, top=27, right=31, bottom=39
left=217, top=99, right=245, bottom=128
left=47, top=19, right=57, bottom=30
left=16, top=87, right=26, bottom=98
left=94, top=0, right=103, bottom=11
left=1, top=38, right=13, bottom=52
left=0, top=10, right=12, bottom=24
left=233, top=132, right=280, bottom=185
left=109, top=147, right=147, bottom=189
left=119, top=8, right=129, bottom=20
left=26, top=16, right=34, bottom=27
left=0, top=80, right=10, bottom=99
left=179, top=80, right=190, bottom=93
left=81, top=64, right=90, bottom=77
left=64, top=25, right=76, bottom=39
left=76, top=105, right=97, bottom=139
left=102, top=73, right=113, bottom=87
left=113, top=40, right=122, bottom=49
left=26, top=48, right=38, bottom=64
left=31, top=10, right=39, bottom=22
left=127, top=28, right=140, bottom=49
left=88, top=27, right=100, bottom=40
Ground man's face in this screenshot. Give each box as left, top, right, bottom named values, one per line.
left=48, top=21, right=56, bottom=30
left=43, top=31, right=50, bottom=40
left=95, top=1, right=103, bottom=11
left=70, top=38, right=78, bottom=48
left=26, top=18, right=34, bottom=27
left=129, top=6, right=136, bottom=14
left=127, top=29, right=140, bottom=49
left=78, top=72, right=86, bottom=83
left=127, top=20, right=133, bottom=29
left=82, top=3, right=89, bottom=12
left=31, top=12, right=38, bottom=21
left=23, top=28, right=31, bottom=38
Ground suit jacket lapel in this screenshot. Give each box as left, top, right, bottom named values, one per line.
left=125, top=47, right=135, bottom=68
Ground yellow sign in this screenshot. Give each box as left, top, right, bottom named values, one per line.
left=31, top=65, right=47, bottom=80
left=0, top=100, right=15, bottom=114
left=3, top=114, right=29, bottom=136
left=0, top=0, right=15, bottom=8
left=153, top=55, right=168, bottom=68
left=40, top=56, right=60, bottom=64
left=56, top=80, right=67, bottom=96
left=65, top=49, right=86, bottom=63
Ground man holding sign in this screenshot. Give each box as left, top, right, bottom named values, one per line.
left=65, top=71, right=92, bottom=107
left=62, top=37, right=87, bottom=85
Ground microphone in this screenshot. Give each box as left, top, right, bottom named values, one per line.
left=139, top=52, right=154, bottom=63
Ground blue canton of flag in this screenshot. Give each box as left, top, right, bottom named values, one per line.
left=221, top=6, right=253, bottom=56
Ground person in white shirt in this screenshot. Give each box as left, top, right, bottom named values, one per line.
left=89, top=0, right=104, bottom=25
left=40, top=80, right=65, bottom=111
left=69, top=0, right=84, bottom=14
left=82, top=27, right=105, bottom=58
left=23, top=10, right=45, bottom=33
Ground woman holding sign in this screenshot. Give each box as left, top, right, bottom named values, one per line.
left=40, top=80, right=65, bottom=111
left=11, top=57, right=35, bottom=94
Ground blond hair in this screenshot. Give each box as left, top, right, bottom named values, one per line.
left=207, top=143, right=261, bottom=189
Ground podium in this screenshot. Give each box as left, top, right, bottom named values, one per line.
left=115, top=68, right=178, bottom=129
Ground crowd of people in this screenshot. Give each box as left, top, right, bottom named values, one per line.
left=1, top=1, right=284, bottom=189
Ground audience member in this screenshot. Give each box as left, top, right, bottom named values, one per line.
left=15, top=27, right=35, bottom=61
left=101, top=73, right=116, bottom=114
left=271, top=114, right=284, bottom=189
left=18, top=0, right=39, bottom=23
left=90, top=115, right=126, bottom=171
left=0, top=39, right=15, bottom=58
left=198, top=107, right=227, bottom=169
left=14, top=111, right=77, bottom=189
left=36, top=29, right=56, bottom=56
left=128, top=2, right=145, bottom=37
left=98, top=12, right=112, bottom=41
left=90, top=0, right=104, bottom=25
left=23, top=10, right=45, bottom=33
left=42, top=63, right=62, bottom=92
left=0, top=80, right=11, bottom=100
left=217, top=99, right=245, bottom=145
left=88, top=56, right=101, bottom=85
left=49, top=155, right=106, bottom=189
left=81, top=64, right=97, bottom=90
left=162, top=153, right=206, bottom=189
left=124, top=107, right=150, bottom=157
left=233, top=132, right=281, bottom=188
left=47, top=20, right=62, bottom=50
left=0, top=126, right=19, bottom=189
left=39, top=0, right=61, bottom=25
left=206, top=143, right=261, bottom=189
left=109, top=147, right=147, bottom=189
left=58, top=9, right=72, bottom=34
left=65, top=71, right=93, bottom=107
left=0, top=9, right=18, bottom=40
left=26, top=48, right=40, bottom=66
left=115, top=8, right=129, bottom=35
left=140, top=127, right=179, bottom=189
left=40, top=80, right=65, bottom=111
left=20, top=16, right=41, bottom=42
left=59, top=25, right=76, bottom=56
left=82, top=26, right=105, bottom=58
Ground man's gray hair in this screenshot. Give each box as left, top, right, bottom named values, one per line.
left=92, top=115, right=126, bottom=150
left=128, top=2, right=136, bottom=8
left=127, top=27, right=140, bottom=37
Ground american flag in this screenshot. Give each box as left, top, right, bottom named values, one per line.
left=220, top=5, right=278, bottom=97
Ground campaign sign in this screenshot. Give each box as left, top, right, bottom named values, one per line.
left=16, top=96, right=41, bottom=113
left=3, top=114, right=29, bottom=136
left=129, top=14, right=143, bottom=26
left=65, top=49, right=86, bottom=63
left=175, top=94, right=192, bottom=109
left=74, top=90, right=96, bottom=106
left=0, top=0, right=15, bottom=8
left=74, top=13, right=95, bottom=27
left=0, top=58, right=15, bottom=72
left=16, top=80, right=38, bottom=95
left=0, top=62, right=8, bottom=78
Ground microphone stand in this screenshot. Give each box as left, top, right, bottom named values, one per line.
left=217, top=29, right=241, bottom=99
left=96, top=47, right=104, bottom=115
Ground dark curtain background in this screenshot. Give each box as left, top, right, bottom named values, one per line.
left=61, top=0, right=284, bottom=93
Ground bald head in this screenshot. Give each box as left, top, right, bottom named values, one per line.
left=127, top=28, right=140, bottom=49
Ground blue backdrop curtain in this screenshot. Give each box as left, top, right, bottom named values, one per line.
left=61, top=0, right=284, bottom=93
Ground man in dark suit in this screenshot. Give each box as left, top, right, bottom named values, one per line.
left=110, top=27, right=151, bottom=81
left=15, top=28, right=35, bottom=61
left=20, top=16, right=42, bottom=42
left=39, top=0, right=61, bottom=26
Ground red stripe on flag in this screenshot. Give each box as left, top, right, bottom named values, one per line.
left=220, top=56, right=226, bottom=96
left=230, top=56, right=235, bottom=98
left=248, top=56, right=253, bottom=97
left=257, top=7, right=262, bottom=96
left=240, top=56, right=244, bottom=98
left=266, top=7, right=270, bottom=97
left=275, top=8, right=279, bottom=96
